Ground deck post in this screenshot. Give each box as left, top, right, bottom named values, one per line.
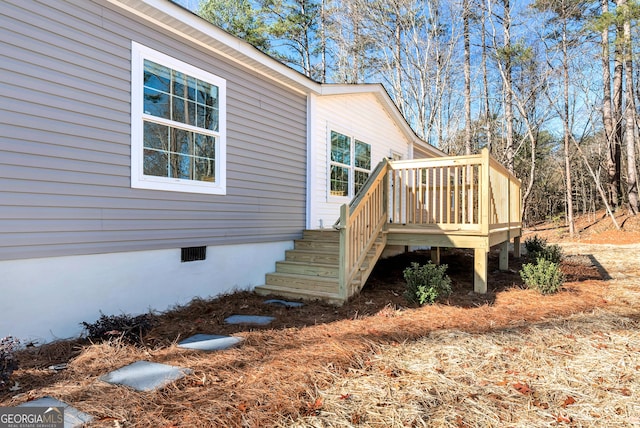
left=480, top=148, right=490, bottom=236
left=474, top=248, right=488, bottom=294
left=499, top=241, right=509, bottom=271
left=430, top=247, right=440, bottom=264
left=338, top=204, right=349, bottom=300
left=513, top=236, right=521, bottom=258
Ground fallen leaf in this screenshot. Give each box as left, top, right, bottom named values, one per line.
left=455, top=415, right=469, bottom=428
left=304, top=398, right=323, bottom=416
left=555, top=414, right=571, bottom=423
left=620, top=388, right=632, bottom=396
left=513, top=382, right=532, bottom=395
left=533, top=400, right=549, bottom=409
left=562, top=396, right=576, bottom=408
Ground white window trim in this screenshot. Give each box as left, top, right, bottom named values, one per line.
left=327, top=128, right=371, bottom=202
left=131, top=41, right=227, bottom=195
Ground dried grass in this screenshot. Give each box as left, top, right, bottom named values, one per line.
left=292, top=309, right=640, bottom=427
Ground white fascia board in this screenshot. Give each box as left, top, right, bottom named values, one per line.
left=107, top=0, right=322, bottom=95
left=320, top=83, right=446, bottom=158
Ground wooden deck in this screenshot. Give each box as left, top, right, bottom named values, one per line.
left=255, top=148, right=522, bottom=304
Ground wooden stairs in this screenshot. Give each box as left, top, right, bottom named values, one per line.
left=254, top=229, right=385, bottom=305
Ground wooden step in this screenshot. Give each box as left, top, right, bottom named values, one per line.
left=254, top=284, right=345, bottom=305
left=265, top=272, right=339, bottom=293
left=302, top=229, right=340, bottom=241
left=275, top=260, right=338, bottom=277
left=285, top=249, right=340, bottom=264
left=294, top=239, right=339, bottom=251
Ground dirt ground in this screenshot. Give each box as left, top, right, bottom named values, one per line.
left=1, top=210, right=639, bottom=427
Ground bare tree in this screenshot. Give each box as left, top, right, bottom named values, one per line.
left=502, top=0, right=515, bottom=173
left=599, top=0, right=622, bottom=209
left=620, top=0, right=639, bottom=214
left=463, top=0, right=472, bottom=154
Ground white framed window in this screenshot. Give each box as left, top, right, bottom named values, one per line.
left=131, top=42, right=227, bottom=194
left=329, top=130, right=371, bottom=198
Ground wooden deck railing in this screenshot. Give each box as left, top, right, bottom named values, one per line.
left=388, top=152, right=484, bottom=231
left=337, top=148, right=521, bottom=300
left=488, top=152, right=522, bottom=233
left=388, top=148, right=521, bottom=233
left=337, top=158, right=390, bottom=299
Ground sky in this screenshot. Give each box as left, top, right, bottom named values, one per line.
left=172, top=0, right=200, bottom=12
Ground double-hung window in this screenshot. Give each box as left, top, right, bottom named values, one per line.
left=131, top=42, right=226, bottom=194
left=329, top=130, right=371, bottom=198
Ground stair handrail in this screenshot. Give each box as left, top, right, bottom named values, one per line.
left=337, top=158, right=390, bottom=300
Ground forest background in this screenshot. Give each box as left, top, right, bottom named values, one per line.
left=174, top=0, right=639, bottom=232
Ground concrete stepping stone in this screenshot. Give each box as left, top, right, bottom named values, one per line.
left=263, top=299, right=304, bottom=308
left=19, top=396, right=94, bottom=428
left=100, top=361, right=192, bottom=392
left=224, top=314, right=275, bottom=325
left=178, top=334, right=243, bottom=351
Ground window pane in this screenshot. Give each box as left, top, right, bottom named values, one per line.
left=144, top=60, right=171, bottom=94
left=355, top=170, right=369, bottom=194
left=173, top=128, right=194, bottom=156
left=330, top=131, right=350, bottom=165
left=171, top=70, right=197, bottom=102
left=143, top=148, right=168, bottom=177
left=194, top=157, right=215, bottom=182
left=197, top=104, right=218, bottom=131
left=197, top=81, right=218, bottom=108
left=169, top=153, right=192, bottom=180
left=330, top=165, right=349, bottom=196
left=143, top=121, right=169, bottom=151
left=355, top=140, right=371, bottom=170
left=143, top=87, right=170, bottom=118
left=195, top=134, right=215, bottom=158
left=172, top=98, right=196, bottom=126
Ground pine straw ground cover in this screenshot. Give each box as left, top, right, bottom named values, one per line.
left=1, top=212, right=639, bottom=427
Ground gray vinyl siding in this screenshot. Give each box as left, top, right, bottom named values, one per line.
left=0, top=0, right=307, bottom=261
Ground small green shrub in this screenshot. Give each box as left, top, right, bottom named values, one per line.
left=524, top=235, right=547, bottom=255
left=524, top=235, right=563, bottom=264
left=520, top=258, right=564, bottom=295
left=1, top=336, right=20, bottom=389
left=403, top=262, right=452, bottom=305
left=535, top=243, right=563, bottom=264
left=81, top=312, right=155, bottom=345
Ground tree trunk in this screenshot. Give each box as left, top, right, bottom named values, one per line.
left=623, top=3, right=639, bottom=214
left=601, top=0, right=619, bottom=208
left=562, top=20, right=576, bottom=235
left=464, top=0, right=472, bottom=155
left=503, top=0, right=514, bottom=173
left=482, top=0, right=493, bottom=154
left=613, top=1, right=624, bottom=207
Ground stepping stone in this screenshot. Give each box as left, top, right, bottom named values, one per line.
left=19, top=396, right=94, bottom=428
left=178, top=334, right=243, bottom=351
left=263, top=299, right=304, bottom=308
left=100, top=361, right=192, bottom=392
left=224, top=314, right=275, bottom=325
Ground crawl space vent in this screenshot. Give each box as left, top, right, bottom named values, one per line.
left=181, top=246, right=206, bottom=262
